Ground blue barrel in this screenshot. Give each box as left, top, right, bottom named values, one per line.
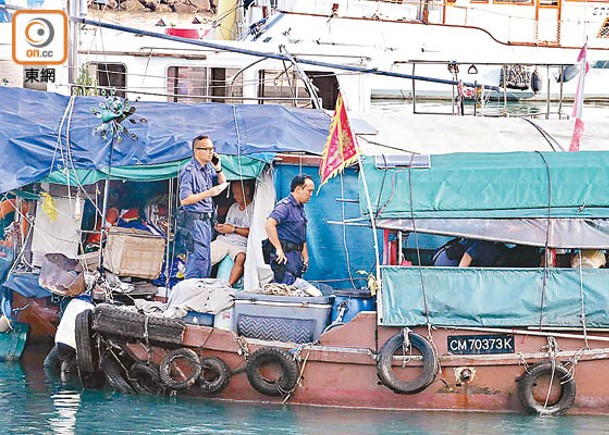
left=331, top=290, right=376, bottom=323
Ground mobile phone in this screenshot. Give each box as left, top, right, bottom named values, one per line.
left=211, top=153, right=220, bottom=165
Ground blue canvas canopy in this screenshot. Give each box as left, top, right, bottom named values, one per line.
left=362, top=151, right=609, bottom=328
left=0, top=87, right=331, bottom=193
left=359, top=151, right=609, bottom=220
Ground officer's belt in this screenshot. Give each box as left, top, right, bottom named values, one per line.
left=280, top=240, right=303, bottom=252
left=184, top=210, right=213, bottom=221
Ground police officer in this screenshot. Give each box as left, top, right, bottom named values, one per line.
left=179, top=135, right=227, bottom=279
left=264, top=174, right=314, bottom=285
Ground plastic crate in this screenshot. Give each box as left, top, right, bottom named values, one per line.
left=234, top=293, right=332, bottom=344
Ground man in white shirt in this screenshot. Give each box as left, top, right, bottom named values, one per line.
left=211, top=181, right=254, bottom=286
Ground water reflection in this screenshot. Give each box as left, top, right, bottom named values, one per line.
left=0, top=344, right=608, bottom=434
left=49, top=389, right=81, bottom=435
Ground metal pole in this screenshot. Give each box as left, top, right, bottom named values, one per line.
left=558, top=65, right=565, bottom=119
left=412, top=63, right=417, bottom=114
left=546, top=64, right=551, bottom=119
left=66, top=0, right=80, bottom=90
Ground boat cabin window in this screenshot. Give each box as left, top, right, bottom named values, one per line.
left=257, top=69, right=312, bottom=108
left=87, top=63, right=127, bottom=98
left=304, top=71, right=339, bottom=110
left=166, top=66, right=243, bottom=104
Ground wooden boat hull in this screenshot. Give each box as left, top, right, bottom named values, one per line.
left=12, top=293, right=58, bottom=343
left=87, top=309, right=609, bottom=415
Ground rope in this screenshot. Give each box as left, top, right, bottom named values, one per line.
left=236, top=335, right=250, bottom=361
left=576, top=249, right=590, bottom=349
left=535, top=151, right=552, bottom=330
left=281, top=343, right=314, bottom=404
left=406, top=154, right=431, bottom=331
left=540, top=336, right=559, bottom=415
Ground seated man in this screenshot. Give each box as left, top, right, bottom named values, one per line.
left=433, top=238, right=497, bottom=267
left=210, top=181, right=254, bottom=286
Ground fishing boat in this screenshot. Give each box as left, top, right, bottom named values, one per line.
left=77, top=142, right=609, bottom=415
left=3, top=83, right=609, bottom=414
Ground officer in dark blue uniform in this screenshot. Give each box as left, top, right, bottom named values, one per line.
left=179, top=135, right=227, bottom=279
left=264, top=174, right=315, bottom=285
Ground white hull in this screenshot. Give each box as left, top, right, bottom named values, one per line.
left=2, top=0, right=609, bottom=108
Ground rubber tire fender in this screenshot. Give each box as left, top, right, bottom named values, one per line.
left=377, top=332, right=439, bottom=395
left=246, top=347, right=299, bottom=397
left=518, top=361, right=576, bottom=415
left=198, top=356, right=231, bottom=395
left=43, top=344, right=61, bottom=374
left=75, top=310, right=101, bottom=388
left=100, top=354, right=136, bottom=395
left=159, top=348, right=202, bottom=391
left=129, top=362, right=162, bottom=395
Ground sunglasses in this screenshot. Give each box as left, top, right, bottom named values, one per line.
left=195, top=147, right=214, bottom=151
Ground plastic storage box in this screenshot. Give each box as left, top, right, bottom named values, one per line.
left=234, top=293, right=332, bottom=343
left=103, top=227, right=166, bottom=279
left=182, top=311, right=214, bottom=326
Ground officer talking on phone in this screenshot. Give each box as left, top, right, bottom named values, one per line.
left=178, top=135, right=227, bottom=279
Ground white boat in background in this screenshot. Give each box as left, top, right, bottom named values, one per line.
left=1, top=0, right=609, bottom=111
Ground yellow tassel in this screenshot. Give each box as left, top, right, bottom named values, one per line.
left=41, top=192, right=58, bottom=222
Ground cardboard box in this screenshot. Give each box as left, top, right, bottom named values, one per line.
left=103, top=227, right=165, bottom=279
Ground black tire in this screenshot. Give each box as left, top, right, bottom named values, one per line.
left=100, top=354, right=136, bottom=395
left=129, top=361, right=162, bottom=395
left=75, top=310, right=98, bottom=375
left=43, top=345, right=61, bottom=374
left=159, top=348, right=202, bottom=391
left=198, top=356, right=231, bottom=395
left=246, top=347, right=299, bottom=397
left=518, top=361, right=576, bottom=415
left=377, top=332, right=438, bottom=395
left=92, top=304, right=185, bottom=348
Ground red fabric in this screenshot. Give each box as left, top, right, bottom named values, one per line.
left=319, top=93, right=359, bottom=189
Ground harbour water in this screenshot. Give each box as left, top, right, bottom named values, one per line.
left=1, top=343, right=608, bottom=434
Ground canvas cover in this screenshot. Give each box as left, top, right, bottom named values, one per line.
left=0, top=87, right=330, bottom=194
left=378, top=218, right=609, bottom=249
left=359, top=151, right=609, bottom=219
left=381, top=266, right=609, bottom=327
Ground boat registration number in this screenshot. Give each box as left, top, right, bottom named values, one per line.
left=447, top=334, right=515, bottom=355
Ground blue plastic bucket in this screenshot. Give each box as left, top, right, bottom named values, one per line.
left=330, top=290, right=376, bottom=324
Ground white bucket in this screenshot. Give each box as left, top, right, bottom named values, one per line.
left=213, top=307, right=234, bottom=331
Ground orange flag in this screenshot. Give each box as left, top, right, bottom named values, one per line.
left=318, top=94, right=359, bottom=189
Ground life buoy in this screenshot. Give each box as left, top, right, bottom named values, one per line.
left=198, top=356, right=231, bottom=395
left=377, top=331, right=438, bottom=395
left=100, top=354, right=136, bottom=395
left=518, top=361, right=576, bottom=415
left=246, top=347, right=299, bottom=397
left=75, top=310, right=100, bottom=388
left=159, top=348, right=202, bottom=391
left=129, top=362, right=162, bottom=395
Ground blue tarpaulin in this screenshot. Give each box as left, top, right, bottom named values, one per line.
left=0, top=87, right=331, bottom=194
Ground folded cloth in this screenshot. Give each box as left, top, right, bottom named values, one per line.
left=135, top=278, right=235, bottom=319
